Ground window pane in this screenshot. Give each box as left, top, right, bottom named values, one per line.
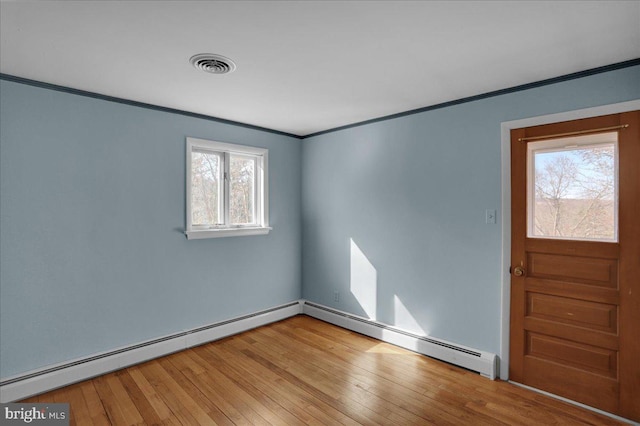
left=191, top=151, right=221, bottom=226
left=230, top=154, right=256, bottom=225
left=529, top=133, right=617, bottom=241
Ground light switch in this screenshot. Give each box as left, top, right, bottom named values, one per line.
left=485, top=209, right=497, bottom=224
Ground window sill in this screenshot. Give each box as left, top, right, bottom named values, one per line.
left=185, top=226, right=272, bottom=240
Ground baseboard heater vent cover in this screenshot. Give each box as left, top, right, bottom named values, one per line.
left=0, top=301, right=302, bottom=402
left=302, top=301, right=498, bottom=380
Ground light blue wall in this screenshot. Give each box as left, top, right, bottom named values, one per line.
left=0, top=80, right=302, bottom=378
left=301, top=65, right=640, bottom=355
left=2, top=65, right=639, bottom=379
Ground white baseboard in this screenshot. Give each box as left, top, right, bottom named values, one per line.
left=302, top=301, right=498, bottom=380
left=0, top=300, right=303, bottom=403
left=1, top=299, right=498, bottom=403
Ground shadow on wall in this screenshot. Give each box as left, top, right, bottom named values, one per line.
left=349, top=238, right=426, bottom=336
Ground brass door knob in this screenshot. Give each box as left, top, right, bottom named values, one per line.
left=513, top=266, right=525, bottom=277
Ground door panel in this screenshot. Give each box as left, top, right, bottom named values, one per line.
left=526, top=293, right=617, bottom=332
left=523, top=316, right=618, bottom=350
left=510, top=111, right=639, bottom=421
left=523, top=356, right=619, bottom=413
left=527, top=332, right=617, bottom=376
left=527, top=252, right=618, bottom=286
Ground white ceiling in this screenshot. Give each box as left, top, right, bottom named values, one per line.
left=1, top=1, right=639, bottom=137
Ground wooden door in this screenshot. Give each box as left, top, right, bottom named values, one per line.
left=510, top=111, right=639, bottom=421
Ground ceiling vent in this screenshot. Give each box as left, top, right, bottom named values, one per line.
left=190, top=54, right=236, bottom=75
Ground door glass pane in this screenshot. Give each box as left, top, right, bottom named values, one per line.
left=191, top=151, right=222, bottom=226
left=230, top=154, right=256, bottom=225
left=528, top=132, right=618, bottom=242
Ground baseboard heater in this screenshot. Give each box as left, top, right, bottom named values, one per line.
left=1, top=299, right=497, bottom=402
left=302, top=301, right=498, bottom=380
left=0, top=301, right=303, bottom=403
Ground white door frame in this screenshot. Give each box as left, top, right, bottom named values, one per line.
left=499, top=99, right=640, bottom=380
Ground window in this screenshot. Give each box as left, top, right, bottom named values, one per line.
left=186, top=137, right=269, bottom=239
left=527, top=132, right=618, bottom=242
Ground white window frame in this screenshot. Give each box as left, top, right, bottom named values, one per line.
left=526, top=132, right=619, bottom=243
left=186, top=137, right=270, bottom=239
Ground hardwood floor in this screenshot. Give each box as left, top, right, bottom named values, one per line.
left=23, top=315, right=625, bottom=425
